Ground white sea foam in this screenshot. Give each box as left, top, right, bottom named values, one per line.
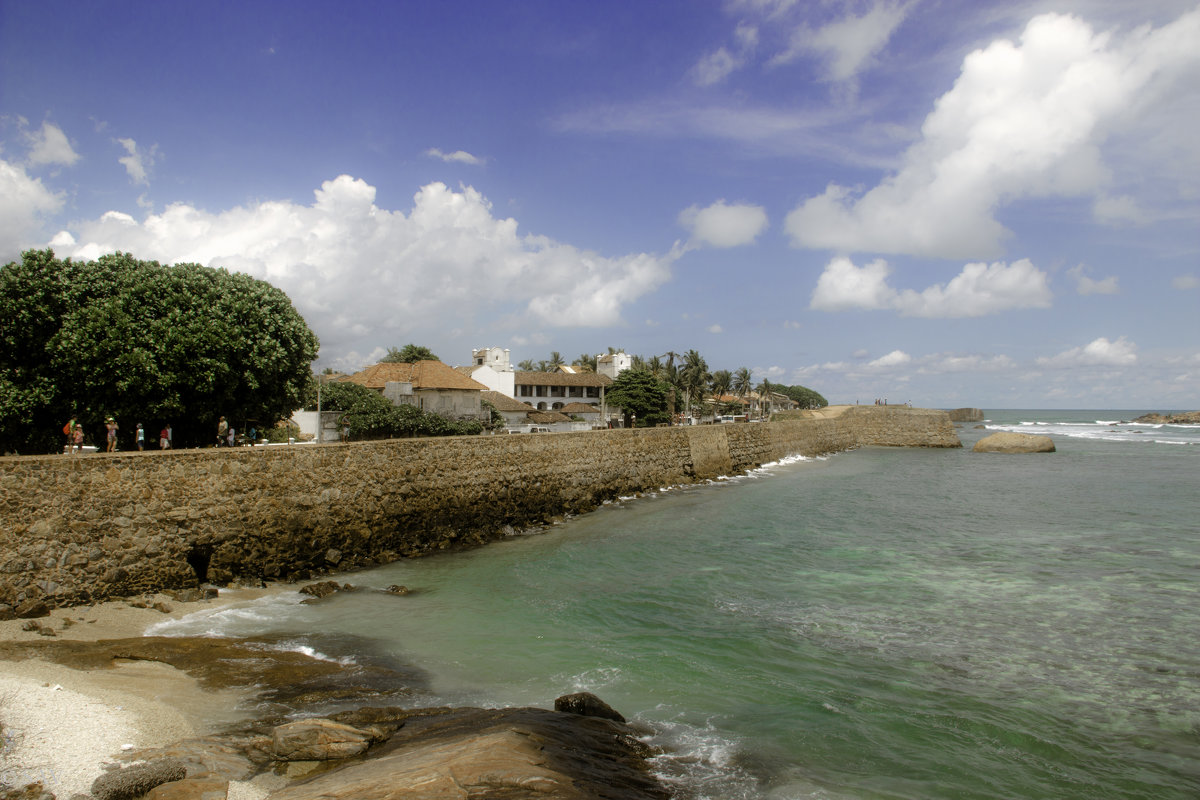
left=641, top=712, right=759, bottom=800
left=144, top=592, right=306, bottom=638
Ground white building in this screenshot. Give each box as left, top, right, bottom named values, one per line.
left=596, top=351, right=632, bottom=380
left=460, top=346, right=515, bottom=397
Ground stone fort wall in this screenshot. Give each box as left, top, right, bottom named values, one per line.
left=0, top=406, right=959, bottom=610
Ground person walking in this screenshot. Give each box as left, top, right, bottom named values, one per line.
left=136, top=423, right=145, bottom=451
left=105, top=417, right=119, bottom=452
left=217, top=416, right=228, bottom=446
left=71, top=422, right=84, bottom=456
left=159, top=426, right=170, bottom=449
left=63, top=416, right=76, bottom=454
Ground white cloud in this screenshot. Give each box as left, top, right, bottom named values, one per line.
left=1036, top=336, right=1138, bottom=367
left=785, top=8, right=1200, bottom=258
left=117, top=138, right=155, bottom=185
left=53, top=176, right=677, bottom=363
left=918, top=353, right=1016, bottom=373
left=868, top=349, right=910, bottom=368
left=425, top=148, right=485, bottom=165
left=678, top=200, right=768, bottom=248
left=25, top=121, right=80, bottom=167
left=1172, top=274, right=1200, bottom=290
left=810, top=257, right=1052, bottom=317
left=708, top=324, right=724, bottom=334
left=691, top=22, right=758, bottom=86
left=1068, top=265, right=1119, bottom=295
left=0, top=158, right=65, bottom=259
left=770, top=0, right=911, bottom=83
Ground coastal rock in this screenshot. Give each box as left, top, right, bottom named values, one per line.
left=947, top=408, right=985, bottom=422
left=271, top=718, right=386, bottom=760
left=973, top=432, right=1055, bottom=453
left=91, top=758, right=188, bottom=800
left=1132, top=411, right=1200, bottom=424
left=554, top=691, right=626, bottom=723
left=0, top=783, right=55, bottom=800
left=144, top=778, right=229, bottom=800
left=14, top=600, right=49, bottom=620
left=267, top=707, right=667, bottom=800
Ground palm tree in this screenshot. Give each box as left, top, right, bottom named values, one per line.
left=547, top=351, right=565, bottom=371
left=574, top=353, right=597, bottom=372
left=755, top=378, right=773, bottom=419
left=680, top=349, right=709, bottom=418
left=517, top=359, right=536, bottom=371
left=647, top=355, right=663, bottom=379
left=710, top=369, right=732, bottom=410
left=733, top=367, right=752, bottom=411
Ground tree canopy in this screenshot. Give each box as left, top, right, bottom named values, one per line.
left=777, top=384, right=828, bottom=409
left=381, top=344, right=439, bottom=362
left=606, top=369, right=671, bottom=427
left=0, top=250, right=319, bottom=452
left=317, top=380, right=483, bottom=439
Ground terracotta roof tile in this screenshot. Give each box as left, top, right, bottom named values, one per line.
left=343, top=361, right=488, bottom=391
left=513, top=371, right=612, bottom=387
left=560, top=402, right=600, bottom=414
left=481, top=391, right=535, bottom=412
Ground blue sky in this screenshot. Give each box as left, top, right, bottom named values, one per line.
left=2, top=0, right=1197, bottom=409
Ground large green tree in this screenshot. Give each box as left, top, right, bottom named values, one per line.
left=381, top=344, right=439, bottom=363
left=779, top=384, right=828, bottom=409
left=606, top=369, right=670, bottom=428
left=0, top=250, right=319, bottom=452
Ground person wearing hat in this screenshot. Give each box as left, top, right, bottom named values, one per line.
left=105, top=416, right=119, bottom=452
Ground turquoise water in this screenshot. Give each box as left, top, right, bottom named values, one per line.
left=154, top=411, right=1200, bottom=799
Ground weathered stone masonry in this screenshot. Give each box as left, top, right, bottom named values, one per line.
left=0, top=406, right=959, bottom=608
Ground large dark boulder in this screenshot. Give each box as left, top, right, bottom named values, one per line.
left=554, top=691, right=626, bottom=723
left=91, top=758, right=187, bottom=800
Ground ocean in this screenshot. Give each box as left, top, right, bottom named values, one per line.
left=151, top=410, right=1200, bottom=799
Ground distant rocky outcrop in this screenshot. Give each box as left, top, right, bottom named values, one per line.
left=947, top=408, right=985, bottom=422
left=1131, top=411, right=1200, bottom=424
left=973, top=432, right=1055, bottom=453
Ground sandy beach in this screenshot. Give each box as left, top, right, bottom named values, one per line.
left=0, top=590, right=277, bottom=798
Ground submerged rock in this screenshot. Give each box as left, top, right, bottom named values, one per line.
left=973, top=432, right=1055, bottom=453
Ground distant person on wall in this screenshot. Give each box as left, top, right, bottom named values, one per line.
left=63, top=417, right=76, bottom=453
left=217, top=416, right=228, bottom=446
left=248, top=426, right=257, bottom=446
left=166, top=424, right=173, bottom=448
left=72, top=423, right=84, bottom=455
left=136, top=423, right=145, bottom=450
left=105, top=417, right=119, bottom=452
left=160, top=426, right=170, bottom=449
left=227, top=425, right=236, bottom=447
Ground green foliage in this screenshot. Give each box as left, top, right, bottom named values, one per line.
left=0, top=250, right=319, bottom=453
left=316, top=380, right=483, bottom=439
left=382, top=344, right=439, bottom=363
left=607, top=369, right=670, bottom=427
left=777, top=384, right=828, bottom=409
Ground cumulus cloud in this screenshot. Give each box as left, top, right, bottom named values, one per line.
left=53, top=176, right=677, bottom=363
left=770, top=0, right=911, bottom=83
left=117, top=138, right=155, bottom=185
left=0, top=158, right=65, bottom=259
left=810, top=257, right=1052, bottom=317
left=868, top=349, right=910, bottom=368
left=785, top=8, right=1200, bottom=258
left=707, top=324, right=724, bottom=334
left=678, top=200, right=768, bottom=248
left=25, top=121, right=80, bottom=167
left=1068, top=265, right=1119, bottom=295
left=1173, top=274, right=1200, bottom=290
left=1036, top=336, right=1137, bottom=367
left=425, top=148, right=485, bottom=165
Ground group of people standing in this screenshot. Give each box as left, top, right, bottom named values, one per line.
left=63, top=416, right=172, bottom=454
left=216, top=416, right=257, bottom=446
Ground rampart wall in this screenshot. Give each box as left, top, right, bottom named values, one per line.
left=0, top=406, right=959, bottom=611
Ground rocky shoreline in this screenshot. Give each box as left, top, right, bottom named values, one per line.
left=1130, top=410, right=1200, bottom=424
left=0, top=590, right=670, bottom=800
